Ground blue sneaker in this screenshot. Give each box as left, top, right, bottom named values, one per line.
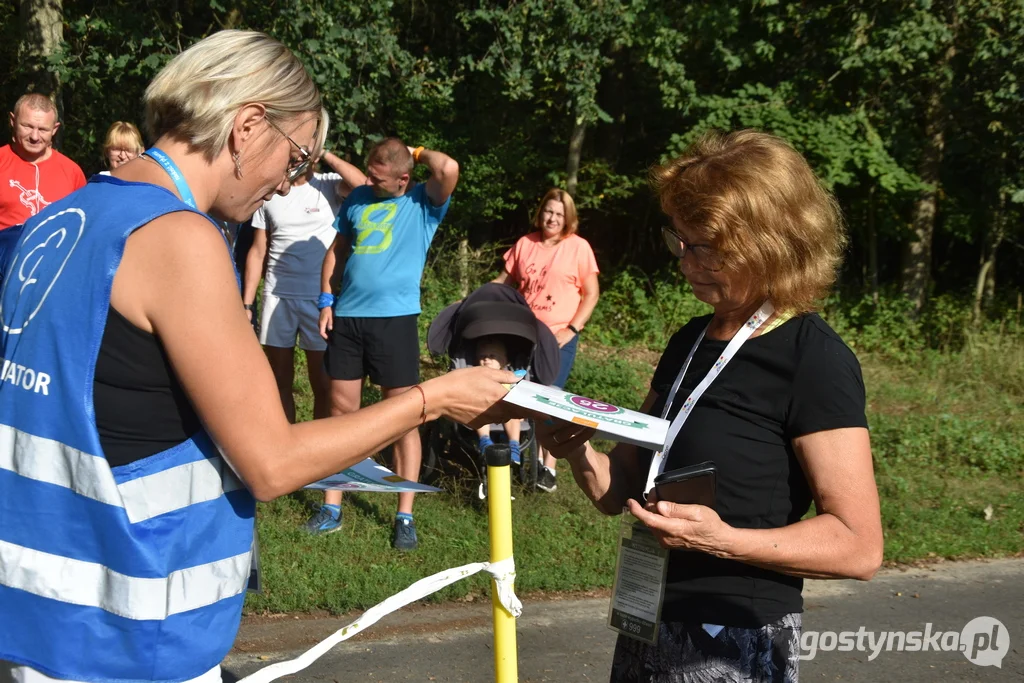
left=392, top=517, right=418, bottom=551
left=303, top=505, right=342, bottom=535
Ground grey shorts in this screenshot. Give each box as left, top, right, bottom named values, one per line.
left=610, top=613, right=802, bottom=683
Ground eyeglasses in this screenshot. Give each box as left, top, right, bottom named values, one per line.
left=661, top=226, right=724, bottom=271
left=266, top=118, right=312, bottom=183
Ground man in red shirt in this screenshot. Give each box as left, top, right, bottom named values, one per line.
left=0, top=93, right=86, bottom=230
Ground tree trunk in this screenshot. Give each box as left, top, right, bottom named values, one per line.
left=19, top=0, right=64, bottom=143
left=867, top=185, right=879, bottom=305
left=19, top=0, right=63, bottom=95
left=900, top=93, right=944, bottom=313
left=565, top=115, right=586, bottom=197
left=457, top=237, right=470, bottom=299
left=900, top=41, right=955, bottom=315
left=973, top=188, right=1006, bottom=324
left=983, top=253, right=996, bottom=309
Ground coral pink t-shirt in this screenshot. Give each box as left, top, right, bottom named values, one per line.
left=503, top=232, right=599, bottom=333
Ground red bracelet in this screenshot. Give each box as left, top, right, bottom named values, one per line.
left=412, top=385, right=427, bottom=424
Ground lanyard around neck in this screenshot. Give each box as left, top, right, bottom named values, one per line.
left=643, top=300, right=775, bottom=495
left=142, top=147, right=197, bottom=209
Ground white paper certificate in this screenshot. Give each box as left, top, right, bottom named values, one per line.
left=502, top=380, right=668, bottom=450
left=607, top=512, right=668, bottom=644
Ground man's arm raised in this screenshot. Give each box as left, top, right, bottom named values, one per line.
left=409, top=146, right=459, bottom=206
left=320, top=150, right=367, bottom=196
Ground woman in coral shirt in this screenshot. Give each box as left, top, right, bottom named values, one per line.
left=494, top=188, right=600, bottom=491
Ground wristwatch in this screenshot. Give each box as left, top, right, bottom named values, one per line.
left=567, top=324, right=580, bottom=334
left=243, top=304, right=255, bottom=311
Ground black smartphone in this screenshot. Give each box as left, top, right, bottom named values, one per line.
left=652, top=461, right=717, bottom=509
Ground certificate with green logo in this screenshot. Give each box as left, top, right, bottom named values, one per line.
left=503, top=380, right=668, bottom=450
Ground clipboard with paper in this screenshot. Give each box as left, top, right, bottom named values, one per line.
left=502, top=380, right=668, bottom=450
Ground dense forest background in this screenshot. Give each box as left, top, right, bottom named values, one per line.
left=2, top=0, right=1022, bottom=319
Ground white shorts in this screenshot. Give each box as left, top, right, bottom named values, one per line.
left=259, top=293, right=327, bottom=352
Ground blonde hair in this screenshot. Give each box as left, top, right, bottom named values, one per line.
left=651, top=130, right=847, bottom=313
left=12, top=93, right=57, bottom=121
left=532, top=188, right=579, bottom=237
left=103, top=121, right=144, bottom=157
left=144, top=30, right=328, bottom=162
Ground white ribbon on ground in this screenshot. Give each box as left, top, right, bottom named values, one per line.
left=238, top=557, right=521, bottom=683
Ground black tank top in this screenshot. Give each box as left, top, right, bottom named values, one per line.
left=94, top=306, right=201, bottom=467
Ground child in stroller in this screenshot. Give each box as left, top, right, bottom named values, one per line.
left=424, top=283, right=561, bottom=492
left=473, top=336, right=522, bottom=466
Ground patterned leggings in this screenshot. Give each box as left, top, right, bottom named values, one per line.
left=609, top=613, right=801, bottom=683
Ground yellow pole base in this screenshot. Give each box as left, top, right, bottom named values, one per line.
left=485, top=445, right=518, bottom=683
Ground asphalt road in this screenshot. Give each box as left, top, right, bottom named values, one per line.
left=224, top=558, right=1023, bottom=682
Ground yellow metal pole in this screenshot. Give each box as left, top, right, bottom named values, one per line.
left=485, top=444, right=518, bottom=683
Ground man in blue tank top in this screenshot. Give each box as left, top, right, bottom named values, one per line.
left=311, top=139, right=458, bottom=549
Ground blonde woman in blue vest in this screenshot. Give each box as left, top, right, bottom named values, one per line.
left=0, top=30, right=518, bottom=683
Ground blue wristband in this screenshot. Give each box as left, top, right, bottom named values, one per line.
left=317, top=292, right=336, bottom=310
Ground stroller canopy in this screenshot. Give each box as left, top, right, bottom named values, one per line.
left=427, top=283, right=561, bottom=385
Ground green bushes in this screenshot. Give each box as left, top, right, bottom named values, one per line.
left=824, top=290, right=1024, bottom=356
left=565, top=353, right=650, bottom=410
left=583, top=268, right=710, bottom=350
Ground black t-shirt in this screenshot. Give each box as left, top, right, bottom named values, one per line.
left=642, top=312, right=867, bottom=628
left=94, top=306, right=201, bottom=467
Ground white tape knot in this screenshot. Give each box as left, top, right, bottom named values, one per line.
left=485, top=556, right=522, bottom=617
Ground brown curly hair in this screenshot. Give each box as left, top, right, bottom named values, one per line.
left=651, top=130, right=847, bottom=314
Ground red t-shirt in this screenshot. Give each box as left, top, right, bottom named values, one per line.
left=503, top=232, right=600, bottom=333
left=0, top=144, right=87, bottom=229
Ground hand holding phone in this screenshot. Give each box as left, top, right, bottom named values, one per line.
left=652, top=461, right=717, bottom=510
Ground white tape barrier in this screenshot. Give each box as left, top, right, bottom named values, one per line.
left=238, top=557, right=521, bottom=683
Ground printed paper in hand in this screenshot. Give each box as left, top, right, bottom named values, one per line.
left=304, top=458, right=441, bottom=493
left=503, top=380, right=668, bottom=450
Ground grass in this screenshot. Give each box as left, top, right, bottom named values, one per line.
left=244, top=328, right=1023, bottom=614
left=246, top=474, right=620, bottom=613
left=860, top=333, right=1024, bottom=564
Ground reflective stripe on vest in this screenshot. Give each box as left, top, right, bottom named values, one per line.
left=0, top=424, right=245, bottom=524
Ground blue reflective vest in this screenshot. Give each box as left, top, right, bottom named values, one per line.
left=0, top=175, right=255, bottom=682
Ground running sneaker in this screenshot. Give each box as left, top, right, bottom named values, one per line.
left=302, top=505, right=342, bottom=535
left=392, top=517, right=419, bottom=551
left=536, top=467, right=557, bottom=493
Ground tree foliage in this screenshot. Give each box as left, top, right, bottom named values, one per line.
left=2, top=0, right=1021, bottom=311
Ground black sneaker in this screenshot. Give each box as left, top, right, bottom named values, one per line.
left=392, top=517, right=419, bottom=551
left=536, top=467, right=557, bottom=492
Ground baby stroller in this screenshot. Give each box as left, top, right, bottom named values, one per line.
left=422, top=283, right=561, bottom=493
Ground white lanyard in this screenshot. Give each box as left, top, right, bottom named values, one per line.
left=643, top=301, right=775, bottom=495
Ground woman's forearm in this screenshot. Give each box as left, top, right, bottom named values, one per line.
left=565, top=441, right=642, bottom=515
left=569, top=289, right=599, bottom=331
left=242, top=387, right=429, bottom=501
left=716, top=513, right=883, bottom=581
